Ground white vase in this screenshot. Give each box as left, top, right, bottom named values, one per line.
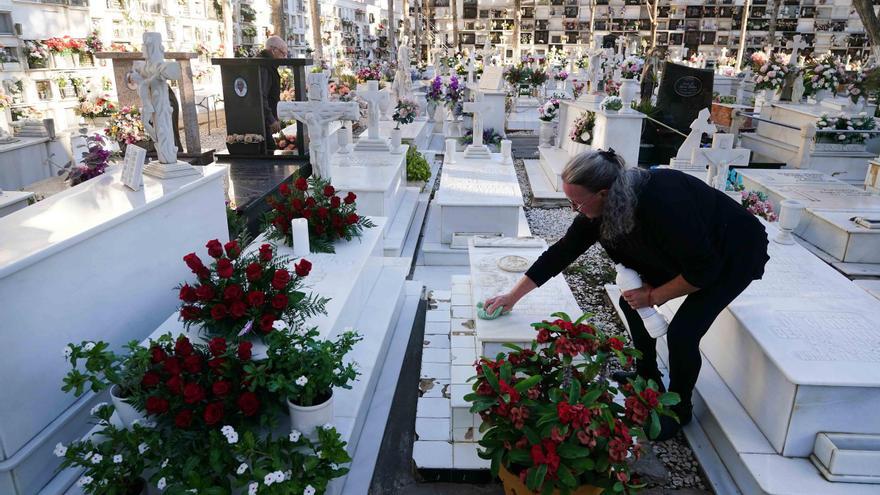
left=539, top=121, right=556, bottom=148
left=110, top=384, right=146, bottom=429
left=337, top=125, right=351, bottom=154
left=619, top=78, right=639, bottom=113
left=426, top=101, right=436, bottom=123
left=815, top=89, right=831, bottom=103
left=288, top=392, right=334, bottom=441
left=390, top=127, right=403, bottom=153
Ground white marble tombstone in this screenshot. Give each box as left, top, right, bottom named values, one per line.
left=353, top=80, right=392, bottom=152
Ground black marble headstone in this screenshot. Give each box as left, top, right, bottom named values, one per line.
left=656, top=62, right=714, bottom=133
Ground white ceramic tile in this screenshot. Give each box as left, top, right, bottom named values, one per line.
left=451, top=318, right=475, bottom=332
left=451, top=335, right=475, bottom=349
left=417, top=397, right=451, bottom=418
left=424, top=335, right=450, bottom=349
left=451, top=365, right=475, bottom=385
left=452, top=407, right=476, bottom=428
left=451, top=347, right=477, bottom=366
left=425, top=322, right=450, bottom=335
left=432, top=302, right=451, bottom=312
left=426, top=310, right=450, bottom=323
left=453, top=442, right=491, bottom=469
left=422, top=347, right=450, bottom=363
left=450, top=384, right=471, bottom=409
left=429, top=289, right=452, bottom=302
left=421, top=378, right=449, bottom=398
left=415, top=417, right=451, bottom=441
left=453, top=426, right=476, bottom=443
left=420, top=363, right=451, bottom=380
left=451, top=293, right=471, bottom=306
left=413, top=440, right=453, bottom=469
left=451, top=305, right=473, bottom=319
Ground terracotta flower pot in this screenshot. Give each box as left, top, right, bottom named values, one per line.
left=498, top=465, right=603, bottom=495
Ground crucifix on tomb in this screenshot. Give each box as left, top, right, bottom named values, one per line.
left=670, top=108, right=717, bottom=169
left=467, top=53, right=476, bottom=87
left=352, top=80, right=391, bottom=151
left=132, top=32, right=199, bottom=179
left=614, top=37, right=626, bottom=62
left=462, top=93, right=494, bottom=159
left=277, top=71, right=359, bottom=180
left=787, top=35, right=807, bottom=66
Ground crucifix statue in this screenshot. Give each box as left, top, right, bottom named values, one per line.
left=462, top=92, right=494, bottom=159
left=674, top=108, right=717, bottom=162
left=787, top=35, right=807, bottom=66
left=353, top=80, right=391, bottom=151
left=277, top=74, right=359, bottom=181
left=132, top=32, right=198, bottom=179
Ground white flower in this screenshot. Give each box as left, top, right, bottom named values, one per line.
left=580, top=131, right=591, bottom=142
left=162, top=458, right=169, bottom=468
left=316, top=450, right=323, bottom=458
left=248, top=483, right=259, bottom=495
left=138, top=443, right=149, bottom=454
left=90, top=402, right=109, bottom=416
left=293, top=343, right=303, bottom=352
left=330, top=463, right=339, bottom=470
left=304, top=485, right=316, bottom=495
left=90, top=453, right=103, bottom=464
left=226, top=432, right=239, bottom=444
left=83, top=342, right=95, bottom=352
left=221, top=425, right=236, bottom=436
left=838, top=134, right=847, bottom=141
left=322, top=423, right=334, bottom=431
left=157, top=477, right=166, bottom=490
left=63, top=346, right=73, bottom=359
left=289, top=430, right=302, bottom=442
left=284, top=470, right=292, bottom=481
left=113, top=454, right=123, bottom=464
left=272, top=320, right=288, bottom=330
left=296, top=376, right=308, bottom=386
left=82, top=451, right=94, bottom=461
left=77, top=476, right=93, bottom=487
left=53, top=443, right=67, bottom=457
left=264, top=473, right=276, bottom=486
left=237, top=462, right=249, bottom=475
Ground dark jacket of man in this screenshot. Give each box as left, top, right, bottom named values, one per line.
left=258, top=49, right=281, bottom=137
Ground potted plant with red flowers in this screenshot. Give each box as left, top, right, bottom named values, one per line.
left=248, top=326, right=361, bottom=440
left=177, top=239, right=327, bottom=345
left=465, top=312, right=679, bottom=495
left=264, top=174, right=375, bottom=253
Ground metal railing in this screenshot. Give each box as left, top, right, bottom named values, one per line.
left=734, top=111, right=800, bottom=130
left=642, top=114, right=688, bottom=138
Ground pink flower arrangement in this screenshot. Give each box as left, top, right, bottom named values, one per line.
left=741, top=190, right=778, bottom=222
left=356, top=67, right=381, bottom=83
left=620, top=56, right=644, bottom=80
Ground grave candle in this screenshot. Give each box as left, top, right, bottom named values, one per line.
left=615, top=264, right=668, bottom=338
left=446, top=138, right=457, bottom=164
left=291, top=218, right=310, bottom=256
left=501, top=139, right=513, bottom=165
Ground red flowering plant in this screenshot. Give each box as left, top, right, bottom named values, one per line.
left=465, top=312, right=679, bottom=494
left=177, top=239, right=328, bottom=342
left=264, top=174, right=376, bottom=253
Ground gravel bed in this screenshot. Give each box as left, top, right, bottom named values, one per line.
left=514, top=158, right=711, bottom=492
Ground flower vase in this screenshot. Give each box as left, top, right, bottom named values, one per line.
left=619, top=78, right=639, bottom=113
left=337, top=125, right=352, bottom=154
left=390, top=127, right=403, bottom=154
left=426, top=101, right=436, bottom=123
left=288, top=392, right=334, bottom=441
left=110, top=385, right=147, bottom=429
left=815, top=89, right=831, bottom=103
left=498, top=465, right=602, bottom=495
left=539, top=121, right=556, bottom=148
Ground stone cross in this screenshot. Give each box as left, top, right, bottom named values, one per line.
left=467, top=53, right=476, bottom=86
left=132, top=32, right=197, bottom=179
left=787, top=35, right=807, bottom=66
left=720, top=47, right=728, bottom=60
left=356, top=81, right=388, bottom=142
left=675, top=108, right=716, bottom=161
left=462, top=93, right=494, bottom=159
left=615, top=37, right=626, bottom=62
left=279, top=105, right=359, bottom=180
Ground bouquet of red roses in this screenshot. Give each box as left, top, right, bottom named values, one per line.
left=264, top=174, right=375, bottom=253
left=178, top=239, right=327, bottom=341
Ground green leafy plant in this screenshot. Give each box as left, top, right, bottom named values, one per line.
left=62, top=340, right=152, bottom=397
left=406, top=145, right=431, bottom=182
left=466, top=312, right=679, bottom=494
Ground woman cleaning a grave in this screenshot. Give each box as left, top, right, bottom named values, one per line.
left=483, top=148, right=770, bottom=440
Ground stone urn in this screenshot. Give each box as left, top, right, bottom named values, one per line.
left=619, top=78, right=640, bottom=113
left=539, top=120, right=557, bottom=148
left=306, top=69, right=330, bottom=101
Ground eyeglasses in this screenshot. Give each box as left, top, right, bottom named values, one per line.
left=567, top=199, right=587, bottom=212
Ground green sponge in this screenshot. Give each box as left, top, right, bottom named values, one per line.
left=476, top=301, right=511, bottom=320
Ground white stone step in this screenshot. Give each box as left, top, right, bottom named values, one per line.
left=524, top=159, right=567, bottom=204
left=419, top=204, right=532, bottom=267
left=383, top=187, right=420, bottom=257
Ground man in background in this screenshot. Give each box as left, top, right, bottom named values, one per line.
left=259, top=36, right=287, bottom=147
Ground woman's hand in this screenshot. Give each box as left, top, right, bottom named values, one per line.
left=484, top=293, right=518, bottom=315
left=622, top=285, right=655, bottom=310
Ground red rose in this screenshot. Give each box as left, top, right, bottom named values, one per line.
left=346, top=213, right=359, bottom=225
left=196, top=266, right=212, bottom=280
left=174, top=409, right=193, bottom=428
left=237, top=392, right=260, bottom=416
left=330, top=195, right=341, bottom=208
left=223, top=284, right=244, bottom=301
left=230, top=301, right=247, bottom=318
left=291, top=198, right=304, bottom=210
left=305, top=197, right=316, bottom=208
left=216, top=259, right=234, bottom=279
left=323, top=184, right=335, bottom=197
left=179, top=284, right=198, bottom=303
left=166, top=375, right=183, bottom=395
left=259, top=243, right=273, bottom=261
left=141, top=371, right=161, bottom=389
left=272, top=269, right=290, bottom=289
left=332, top=215, right=343, bottom=227
left=607, top=337, right=625, bottom=351
left=294, top=259, right=312, bottom=277
left=259, top=314, right=275, bottom=334
left=224, top=240, right=241, bottom=259
left=212, top=381, right=231, bottom=397
left=183, top=382, right=206, bottom=404
left=344, top=192, right=356, bottom=204
left=238, top=341, right=253, bottom=361
left=211, top=304, right=228, bottom=320
left=150, top=346, right=167, bottom=364
left=294, top=177, right=308, bottom=191
left=640, top=388, right=660, bottom=409
left=183, top=253, right=205, bottom=272
left=203, top=402, right=225, bottom=425
left=174, top=337, right=194, bottom=357
left=146, top=396, right=169, bottom=415
left=208, top=357, right=226, bottom=373
left=271, top=293, right=289, bottom=310
left=536, top=328, right=551, bottom=343
left=301, top=208, right=313, bottom=219
left=195, top=284, right=214, bottom=302
left=247, top=291, right=265, bottom=307
left=208, top=337, right=227, bottom=356
left=206, top=239, right=224, bottom=258
left=314, top=224, right=325, bottom=235
left=279, top=182, right=291, bottom=196
left=317, top=207, right=329, bottom=219
left=245, top=263, right=262, bottom=282
left=183, top=354, right=202, bottom=373
left=164, top=357, right=181, bottom=375
left=180, top=306, right=199, bottom=321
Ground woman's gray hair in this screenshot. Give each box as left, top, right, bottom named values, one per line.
left=561, top=149, right=649, bottom=243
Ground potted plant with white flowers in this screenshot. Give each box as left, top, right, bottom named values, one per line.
left=257, top=327, right=361, bottom=440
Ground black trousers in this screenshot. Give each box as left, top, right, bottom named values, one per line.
left=618, top=273, right=756, bottom=406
